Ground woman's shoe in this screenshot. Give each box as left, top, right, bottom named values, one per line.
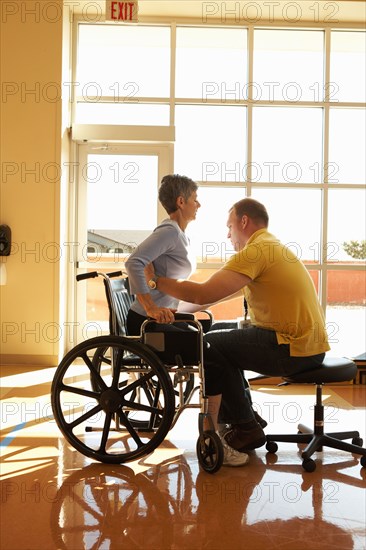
left=219, top=436, right=250, bottom=466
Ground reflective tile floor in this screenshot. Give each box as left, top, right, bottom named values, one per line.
left=1, top=365, right=365, bottom=550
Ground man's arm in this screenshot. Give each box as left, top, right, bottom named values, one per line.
left=177, top=288, right=244, bottom=313
left=156, top=268, right=251, bottom=305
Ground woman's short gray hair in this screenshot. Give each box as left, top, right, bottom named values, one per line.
left=159, top=174, right=198, bottom=214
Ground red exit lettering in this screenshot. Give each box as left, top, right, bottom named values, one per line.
left=111, top=2, right=135, bottom=21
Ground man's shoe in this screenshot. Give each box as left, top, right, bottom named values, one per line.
left=220, top=437, right=249, bottom=467
left=224, top=423, right=266, bottom=452
left=218, top=412, right=267, bottom=433
left=253, top=411, right=268, bottom=429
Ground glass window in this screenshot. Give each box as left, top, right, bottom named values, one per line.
left=86, top=154, right=158, bottom=249
left=73, top=22, right=366, bottom=348
left=252, top=107, right=323, bottom=183
left=329, top=109, right=366, bottom=184
left=175, top=105, right=247, bottom=182
left=77, top=24, right=170, bottom=97
left=176, top=27, right=247, bottom=99
left=252, top=188, right=322, bottom=262
left=326, top=272, right=366, bottom=357
left=330, top=31, right=366, bottom=102
left=308, top=270, right=319, bottom=294
left=327, top=189, right=366, bottom=262
left=188, top=187, right=247, bottom=263
left=253, top=30, right=324, bottom=102
left=76, top=103, right=170, bottom=125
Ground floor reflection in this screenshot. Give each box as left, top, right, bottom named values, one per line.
left=1, top=367, right=365, bottom=550
left=50, top=450, right=365, bottom=550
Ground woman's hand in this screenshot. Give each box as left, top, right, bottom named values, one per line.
left=145, top=305, right=176, bottom=324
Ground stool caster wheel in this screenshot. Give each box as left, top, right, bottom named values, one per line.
left=302, top=458, right=316, bottom=472
left=361, top=456, right=366, bottom=468
left=352, top=437, right=363, bottom=446
left=196, top=431, right=223, bottom=474
left=266, top=441, right=278, bottom=454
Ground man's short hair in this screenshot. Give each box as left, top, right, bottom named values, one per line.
left=232, top=198, right=269, bottom=226
left=159, top=174, right=198, bottom=214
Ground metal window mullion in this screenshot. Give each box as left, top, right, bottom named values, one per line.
left=250, top=182, right=324, bottom=189
left=246, top=26, right=254, bottom=196
left=75, top=96, right=172, bottom=104
left=195, top=181, right=327, bottom=189
left=175, top=97, right=249, bottom=106
left=172, top=98, right=366, bottom=108
left=320, top=27, right=332, bottom=311
left=323, top=263, right=366, bottom=272
left=170, top=22, right=176, bottom=128
left=74, top=97, right=364, bottom=108
left=328, top=183, right=366, bottom=189
left=170, top=22, right=176, bottom=195
left=197, top=181, right=252, bottom=188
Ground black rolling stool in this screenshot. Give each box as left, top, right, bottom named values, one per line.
left=266, top=357, right=366, bottom=472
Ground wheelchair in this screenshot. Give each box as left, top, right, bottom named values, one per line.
left=51, top=271, right=225, bottom=473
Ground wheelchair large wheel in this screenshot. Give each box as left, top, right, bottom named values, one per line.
left=51, top=336, right=175, bottom=464
left=91, top=346, right=195, bottom=410
left=90, top=344, right=168, bottom=430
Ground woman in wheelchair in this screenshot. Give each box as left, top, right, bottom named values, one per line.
left=125, top=173, right=202, bottom=336
left=125, top=175, right=253, bottom=467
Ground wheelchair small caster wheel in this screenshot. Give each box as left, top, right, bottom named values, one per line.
left=352, top=437, right=363, bottom=446
left=196, top=431, right=223, bottom=474
left=361, top=456, right=366, bottom=468
left=266, top=441, right=278, bottom=454
left=302, top=458, right=316, bottom=472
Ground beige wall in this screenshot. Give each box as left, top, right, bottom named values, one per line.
left=1, top=0, right=63, bottom=365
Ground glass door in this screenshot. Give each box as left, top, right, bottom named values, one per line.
left=74, top=143, right=170, bottom=344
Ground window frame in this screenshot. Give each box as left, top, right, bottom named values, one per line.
left=69, top=17, right=366, bottom=321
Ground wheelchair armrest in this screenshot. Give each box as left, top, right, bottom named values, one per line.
left=195, top=309, right=214, bottom=333
left=210, top=320, right=237, bottom=331
left=174, top=312, right=195, bottom=321
left=199, top=309, right=213, bottom=320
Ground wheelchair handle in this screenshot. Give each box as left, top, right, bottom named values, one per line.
left=106, top=270, right=124, bottom=278
left=76, top=270, right=124, bottom=282
left=76, top=271, right=98, bottom=281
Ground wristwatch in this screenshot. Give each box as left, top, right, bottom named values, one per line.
left=148, top=276, right=158, bottom=290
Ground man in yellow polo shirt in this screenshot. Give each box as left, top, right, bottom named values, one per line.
left=150, top=198, right=330, bottom=465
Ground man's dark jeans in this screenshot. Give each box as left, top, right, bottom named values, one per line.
left=203, top=326, right=325, bottom=424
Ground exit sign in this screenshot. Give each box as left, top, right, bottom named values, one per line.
left=106, top=1, right=138, bottom=22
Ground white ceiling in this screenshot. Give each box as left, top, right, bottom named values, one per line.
left=70, top=1, right=366, bottom=24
